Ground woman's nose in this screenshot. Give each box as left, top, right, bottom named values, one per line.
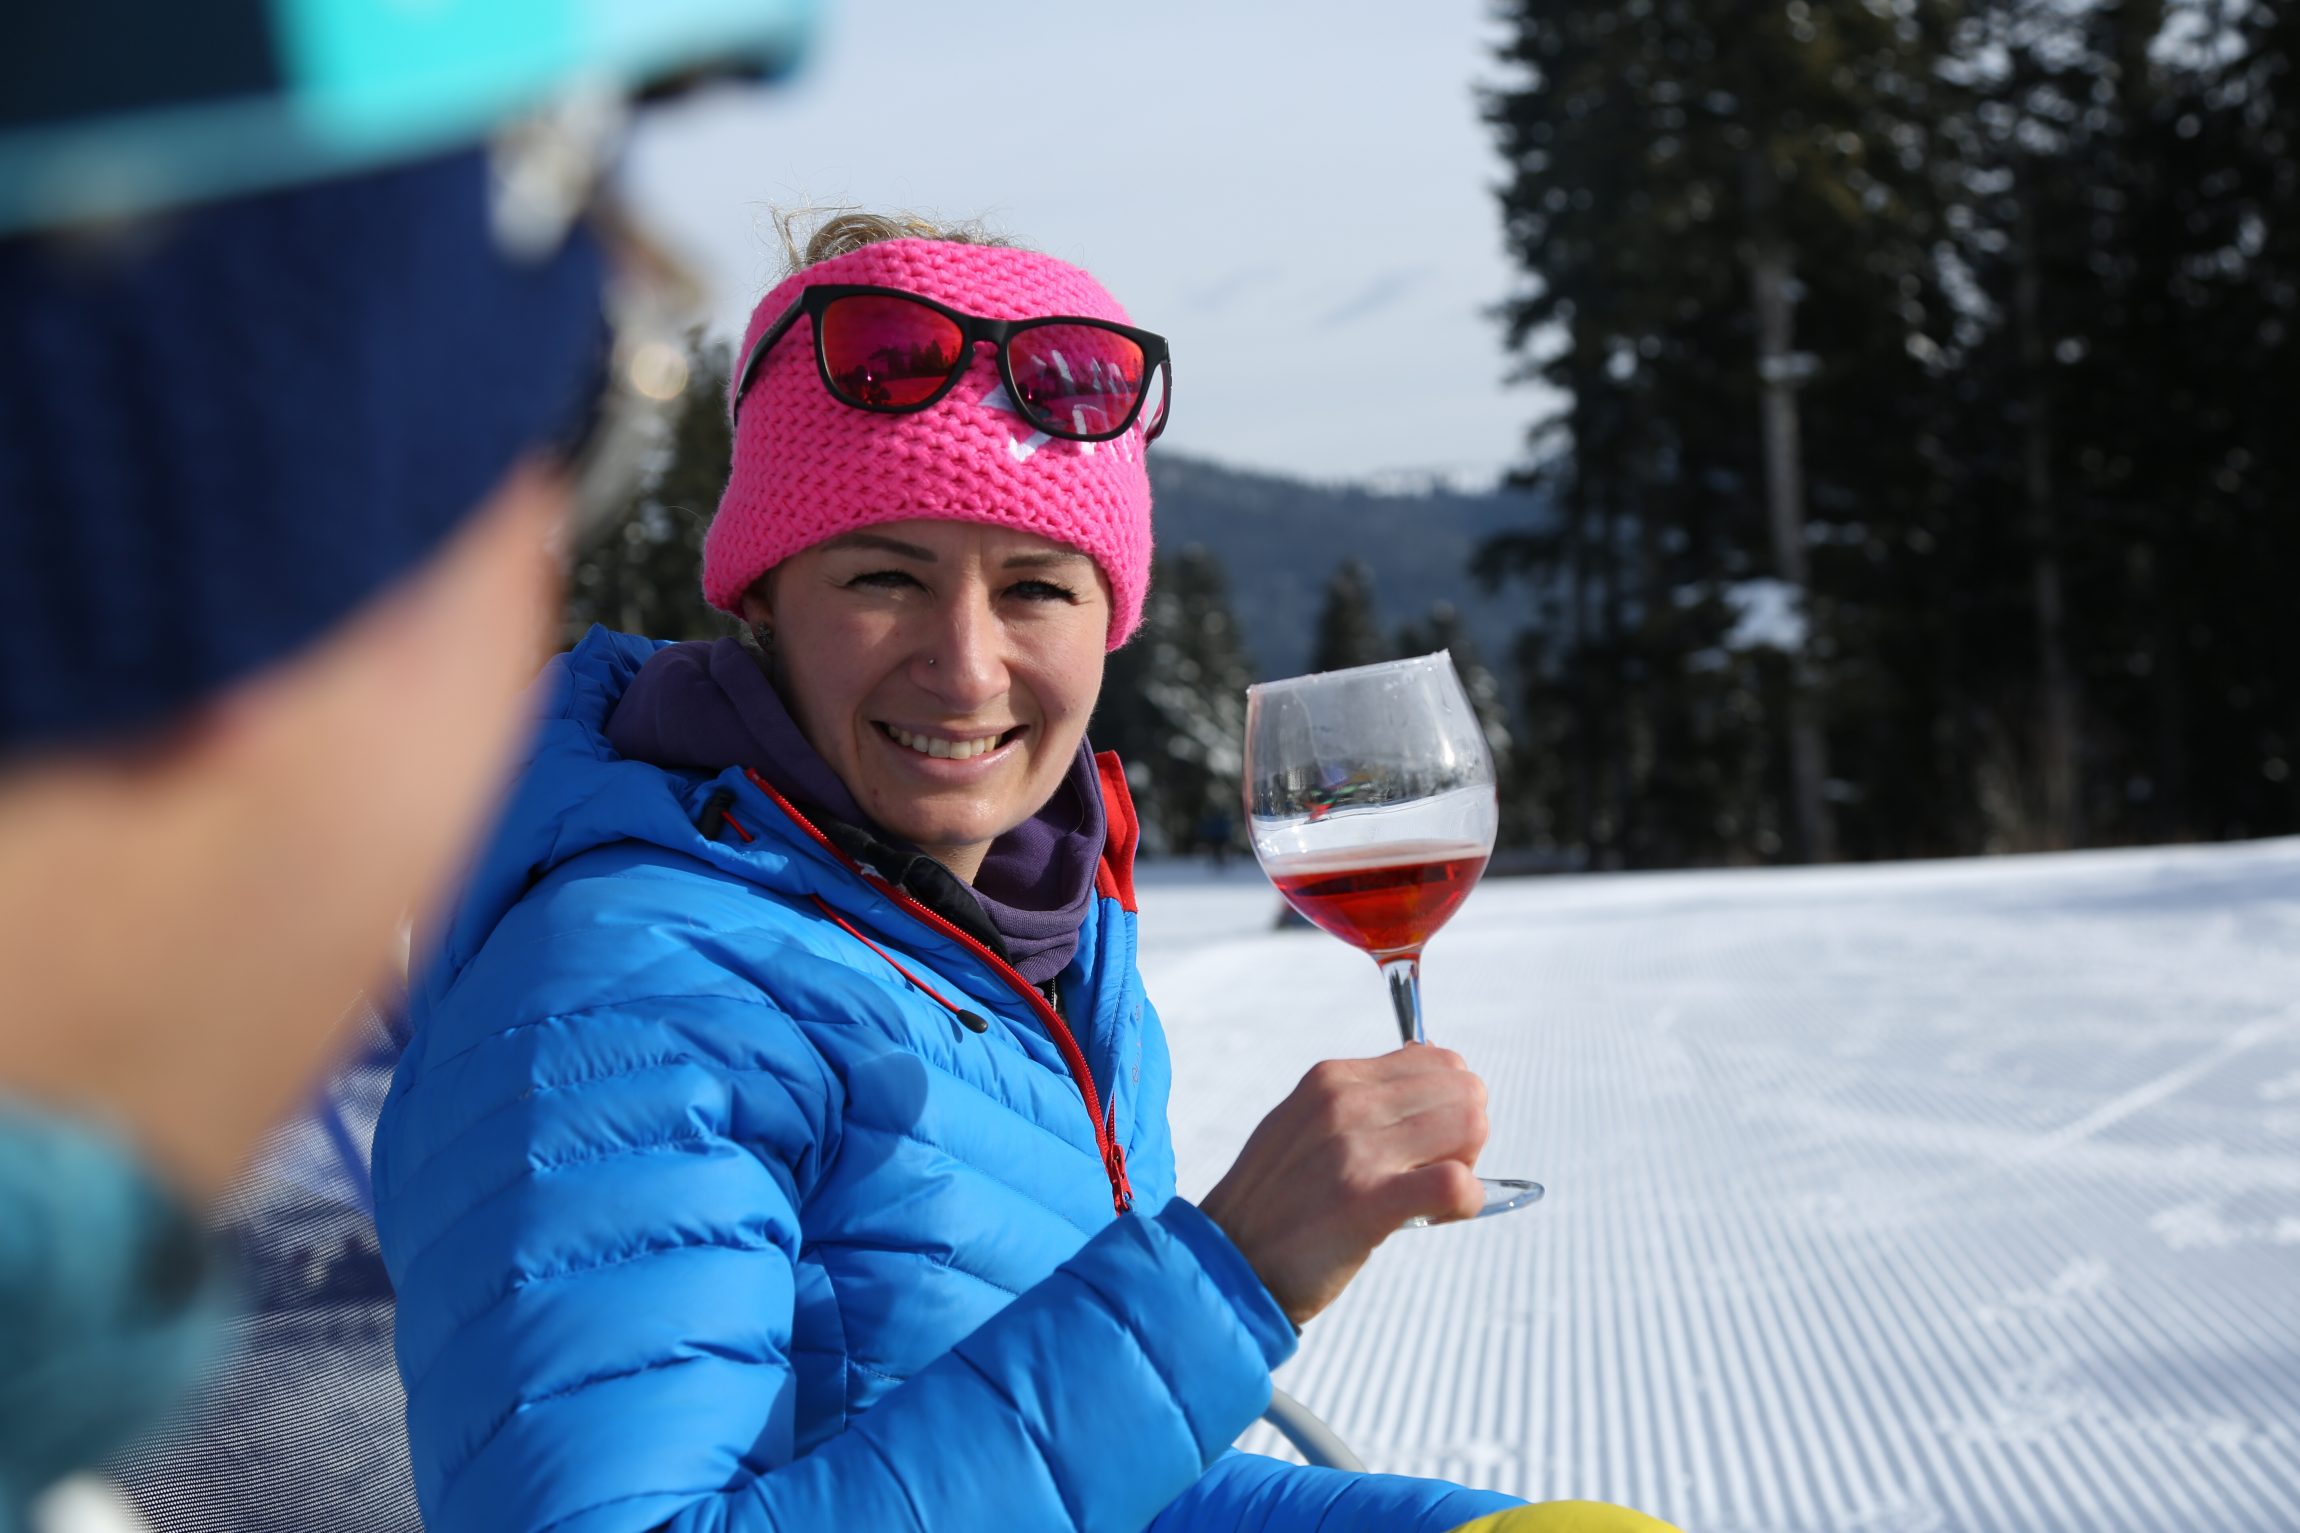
left=915, top=589, right=1006, bottom=708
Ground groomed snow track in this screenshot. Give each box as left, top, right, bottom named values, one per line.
left=1142, top=838, right=2300, bottom=1532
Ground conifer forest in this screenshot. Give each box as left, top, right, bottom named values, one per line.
left=1483, top=0, right=2296, bottom=867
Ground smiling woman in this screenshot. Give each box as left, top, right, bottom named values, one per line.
left=740, top=523, right=1110, bottom=881
left=369, top=213, right=1522, bottom=1533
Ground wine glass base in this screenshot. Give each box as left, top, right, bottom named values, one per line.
left=1402, top=1176, right=1545, bottom=1228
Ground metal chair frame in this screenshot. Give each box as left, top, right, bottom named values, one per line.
left=1260, top=1388, right=1365, bottom=1471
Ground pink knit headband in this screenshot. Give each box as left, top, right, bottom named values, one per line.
left=703, top=238, right=1156, bottom=647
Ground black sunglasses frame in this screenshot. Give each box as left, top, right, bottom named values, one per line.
left=729, top=283, right=1172, bottom=444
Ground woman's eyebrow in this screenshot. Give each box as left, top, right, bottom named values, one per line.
left=820, top=532, right=1085, bottom=570
left=823, top=531, right=936, bottom=560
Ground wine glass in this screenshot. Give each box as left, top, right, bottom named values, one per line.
left=1244, top=652, right=1543, bottom=1220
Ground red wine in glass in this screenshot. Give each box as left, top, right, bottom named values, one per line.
left=1266, top=841, right=1491, bottom=959
left=1245, top=654, right=1543, bottom=1221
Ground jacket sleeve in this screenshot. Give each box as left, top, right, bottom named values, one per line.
left=374, top=922, right=1302, bottom=1533
left=1149, top=1452, right=1525, bottom=1533
left=1138, top=1213, right=1526, bottom=1533
left=1117, top=985, right=1526, bottom=1533
left=0, top=1107, right=229, bottom=1518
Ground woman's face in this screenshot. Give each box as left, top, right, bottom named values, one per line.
left=744, top=519, right=1110, bottom=882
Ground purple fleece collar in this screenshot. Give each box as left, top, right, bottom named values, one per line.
left=603, top=637, right=1104, bottom=984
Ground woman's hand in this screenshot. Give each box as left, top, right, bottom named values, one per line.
left=1198, top=1046, right=1489, bottom=1327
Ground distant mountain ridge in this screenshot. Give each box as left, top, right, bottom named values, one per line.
left=1145, top=453, right=1550, bottom=681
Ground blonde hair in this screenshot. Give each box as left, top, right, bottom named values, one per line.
left=772, top=208, right=1014, bottom=274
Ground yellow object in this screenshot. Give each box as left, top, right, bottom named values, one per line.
left=1448, top=1502, right=1684, bottom=1533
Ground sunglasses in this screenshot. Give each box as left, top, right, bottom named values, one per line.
left=729, top=283, right=1172, bottom=444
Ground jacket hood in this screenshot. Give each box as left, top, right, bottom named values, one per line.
left=601, top=634, right=866, bottom=825
left=417, top=628, right=811, bottom=1007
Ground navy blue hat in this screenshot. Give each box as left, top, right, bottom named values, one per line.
left=0, top=148, right=607, bottom=752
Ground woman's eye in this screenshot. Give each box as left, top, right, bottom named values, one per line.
left=846, top=569, right=920, bottom=591
left=1007, top=579, right=1080, bottom=603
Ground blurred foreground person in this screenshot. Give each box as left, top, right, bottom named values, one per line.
left=0, top=4, right=813, bottom=1527
left=374, top=213, right=1530, bottom=1532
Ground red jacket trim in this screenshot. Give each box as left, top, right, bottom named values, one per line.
left=1093, top=750, right=1140, bottom=913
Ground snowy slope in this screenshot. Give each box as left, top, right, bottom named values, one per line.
left=1138, top=839, right=2300, bottom=1532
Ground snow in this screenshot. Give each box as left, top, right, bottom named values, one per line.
left=1722, top=577, right=1808, bottom=653
left=1138, top=838, right=2300, bottom=1532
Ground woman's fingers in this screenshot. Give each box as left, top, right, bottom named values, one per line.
left=1380, top=1090, right=1491, bottom=1177
left=1379, top=1157, right=1487, bottom=1229
left=1199, top=1046, right=1497, bottom=1327
left=1325, top=1055, right=1489, bottom=1174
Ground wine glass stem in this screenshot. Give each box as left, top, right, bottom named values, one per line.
left=1380, top=954, right=1427, bottom=1046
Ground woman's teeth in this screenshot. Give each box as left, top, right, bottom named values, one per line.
left=886, top=724, right=1005, bottom=760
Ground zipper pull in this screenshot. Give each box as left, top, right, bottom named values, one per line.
left=1104, top=1140, right=1133, bottom=1214
left=1102, top=1103, right=1134, bottom=1214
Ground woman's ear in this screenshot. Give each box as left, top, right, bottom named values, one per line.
left=737, top=572, right=775, bottom=633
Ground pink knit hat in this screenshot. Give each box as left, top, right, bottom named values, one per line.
left=704, top=238, right=1156, bottom=647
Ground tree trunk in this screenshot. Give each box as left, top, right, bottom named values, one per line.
left=1558, top=347, right=1602, bottom=867
left=2138, top=545, right=2190, bottom=840
left=2014, top=165, right=2082, bottom=849
left=1597, top=475, right=1631, bottom=871
left=1743, top=156, right=1838, bottom=864
left=1565, top=455, right=1598, bottom=863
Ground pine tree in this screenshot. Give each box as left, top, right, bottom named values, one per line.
left=563, top=335, right=735, bottom=645
left=1397, top=602, right=1516, bottom=782
left=2116, top=0, right=2300, bottom=841
left=1916, top=0, right=2300, bottom=850
left=1310, top=559, right=1390, bottom=674
left=1482, top=0, right=2296, bottom=864
left=1484, top=0, right=1976, bottom=866
left=1096, top=546, right=1256, bottom=853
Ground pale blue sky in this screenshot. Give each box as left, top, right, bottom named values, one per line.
left=621, top=0, right=1558, bottom=487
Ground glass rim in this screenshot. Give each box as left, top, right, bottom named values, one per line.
left=1245, top=649, right=1456, bottom=698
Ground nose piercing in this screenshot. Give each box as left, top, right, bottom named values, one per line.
left=927, top=656, right=937, bottom=667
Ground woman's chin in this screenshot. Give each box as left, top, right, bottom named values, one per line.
left=860, top=787, right=1014, bottom=858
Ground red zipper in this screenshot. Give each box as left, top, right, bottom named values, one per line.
left=742, top=769, right=1134, bottom=1215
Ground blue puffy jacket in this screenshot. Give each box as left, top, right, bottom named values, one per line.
left=374, top=630, right=1521, bottom=1532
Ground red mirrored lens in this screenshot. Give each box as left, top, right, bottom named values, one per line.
left=1139, top=361, right=1170, bottom=440
left=1008, top=323, right=1148, bottom=439
left=818, top=294, right=965, bottom=408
